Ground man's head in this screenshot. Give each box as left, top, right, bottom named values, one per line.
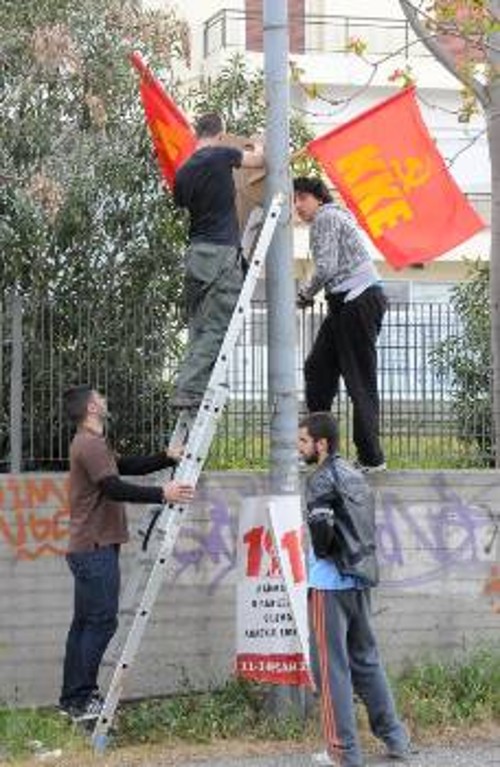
left=293, top=176, right=333, bottom=222
left=63, top=385, right=108, bottom=428
left=298, top=412, right=339, bottom=465
left=194, top=112, right=225, bottom=141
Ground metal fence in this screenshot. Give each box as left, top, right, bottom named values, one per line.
left=203, top=9, right=432, bottom=60
left=0, top=292, right=492, bottom=471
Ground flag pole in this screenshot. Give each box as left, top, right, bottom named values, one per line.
left=129, top=51, right=152, bottom=81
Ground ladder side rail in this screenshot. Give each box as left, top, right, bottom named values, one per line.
left=92, top=194, right=284, bottom=750
left=132, top=193, right=284, bottom=537
left=92, top=390, right=230, bottom=746
left=120, top=193, right=282, bottom=558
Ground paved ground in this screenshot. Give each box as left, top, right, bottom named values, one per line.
left=11, top=737, right=500, bottom=767
left=177, top=742, right=500, bottom=767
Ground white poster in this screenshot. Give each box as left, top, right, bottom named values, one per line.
left=235, top=495, right=311, bottom=686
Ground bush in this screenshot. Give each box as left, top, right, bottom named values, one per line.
left=431, top=260, right=493, bottom=465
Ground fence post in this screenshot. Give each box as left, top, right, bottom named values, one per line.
left=9, top=291, right=23, bottom=473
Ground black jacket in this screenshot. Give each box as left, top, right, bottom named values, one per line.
left=305, top=454, right=379, bottom=586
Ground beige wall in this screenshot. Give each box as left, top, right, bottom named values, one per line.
left=2, top=470, right=500, bottom=706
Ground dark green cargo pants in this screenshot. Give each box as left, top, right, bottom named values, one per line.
left=174, top=241, right=243, bottom=398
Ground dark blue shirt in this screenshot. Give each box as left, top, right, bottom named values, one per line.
left=174, top=146, right=242, bottom=247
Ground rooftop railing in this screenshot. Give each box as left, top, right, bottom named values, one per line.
left=203, top=8, right=431, bottom=60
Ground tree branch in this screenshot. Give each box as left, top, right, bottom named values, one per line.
left=399, top=0, right=489, bottom=107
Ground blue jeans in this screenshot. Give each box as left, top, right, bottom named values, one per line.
left=60, top=545, right=120, bottom=708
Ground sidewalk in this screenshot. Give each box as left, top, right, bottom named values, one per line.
left=176, top=742, right=500, bottom=767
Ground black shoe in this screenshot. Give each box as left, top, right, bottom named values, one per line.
left=59, top=693, right=103, bottom=723
left=170, top=393, right=202, bottom=411
left=387, top=743, right=419, bottom=760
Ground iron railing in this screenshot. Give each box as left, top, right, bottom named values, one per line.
left=467, top=192, right=491, bottom=225
left=203, top=9, right=431, bottom=60
left=0, top=292, right=492, bottom=471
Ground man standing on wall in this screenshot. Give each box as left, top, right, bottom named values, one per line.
left=298, top=411, right=414, bottom=767
left=172, top=112, right=265, bottom=410
left=59, top=384, right=194, bottom=721
left=294, top=176, right=387, bottom=472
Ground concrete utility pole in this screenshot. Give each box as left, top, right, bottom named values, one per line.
left=263, top=0, right=306, bottom=719
left=263, top=0, right=299, bottom=493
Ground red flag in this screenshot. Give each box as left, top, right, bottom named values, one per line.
left=130, top=52, right=196, bottom=188
left=307, top=87, right=485, bottom=269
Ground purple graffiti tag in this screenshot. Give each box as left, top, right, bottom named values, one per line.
left=429, top=473, right=484, bottom=564
left=378, top=474, right=493, bottom=589
left=377, top=492, right=406, bottom=567
left=172, top=498, right=237, bottom=594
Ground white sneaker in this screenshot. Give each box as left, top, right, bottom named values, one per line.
left=312, top=751, right=336, bottom=766
left=353, top=460, right=387, bottom=474
left=73, top=693, right=104, bottom=722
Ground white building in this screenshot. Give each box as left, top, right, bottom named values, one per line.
left=148, top=0, right=491, bottom=299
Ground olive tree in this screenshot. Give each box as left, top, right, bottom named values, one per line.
left=400, top=0, right=500, bottom=462
left=0, top=0, right=190, bottom=464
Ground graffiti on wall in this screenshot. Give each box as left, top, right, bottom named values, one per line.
left=172, top=498, right=237, bottom=595
left=483, top=565, right=500, bottom=613
left=377, top=473, right=500, bottom=588
left=0, top=475, right=239, bottom=582
left=1, top=473, right=499, bottom=601
left=168, top=474, right=500, bottom=595
left=0, top=476, right=69, bottom=560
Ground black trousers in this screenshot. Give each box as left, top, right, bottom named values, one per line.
left=305, top=285, right=387, bottom=466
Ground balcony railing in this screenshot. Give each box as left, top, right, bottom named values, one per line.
left=467, top=192, right=491, bottom=225
left=203, top=8, right=431, bottom=60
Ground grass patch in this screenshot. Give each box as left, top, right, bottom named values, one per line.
left=0, top=706, right=86, bottom=762
left=384, top=435, right=487, bottom=470
left=0, top=680, right=311, bottom=763
left=394, top=649, right=500, bottom=734
left=3, top=652, right=500, bottom=762
left=207, top=431, right=486, bottom=471
left=116, top=679, right=310, bottom=746
left=207, top=434, right=269, bottom=470
left=205, top=404, right=490, bottom=469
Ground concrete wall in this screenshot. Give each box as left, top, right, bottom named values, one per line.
left=1, top=470, right=500, bottom=707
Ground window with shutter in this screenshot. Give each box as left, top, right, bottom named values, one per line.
left=245, top=0, right=305, bottom=53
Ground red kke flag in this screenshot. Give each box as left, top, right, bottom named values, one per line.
left=130, top=52, right=195, bottom=188
left=307, top=87, right=485, bottom=268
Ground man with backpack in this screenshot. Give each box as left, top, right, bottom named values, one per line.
left=298, top=412, right=414, bottom=767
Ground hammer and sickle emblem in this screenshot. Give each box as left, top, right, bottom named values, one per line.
left=390, top=156, right=432, bottom=194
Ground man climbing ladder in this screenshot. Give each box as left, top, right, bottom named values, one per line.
left=91, top=193, right=284, bottom=751
left=172, top=111, right=265, bottom=410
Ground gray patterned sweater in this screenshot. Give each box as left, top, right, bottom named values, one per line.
left=298, top=202, right=379, bottom=302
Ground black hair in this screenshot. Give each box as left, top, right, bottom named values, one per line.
left=194, top=112, right=224, bottom=139
left=293, top=176, right=333, bottom=204
left=299, top=411, right=339, bottom=454
left=63, top=384, right=93, bottom=424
